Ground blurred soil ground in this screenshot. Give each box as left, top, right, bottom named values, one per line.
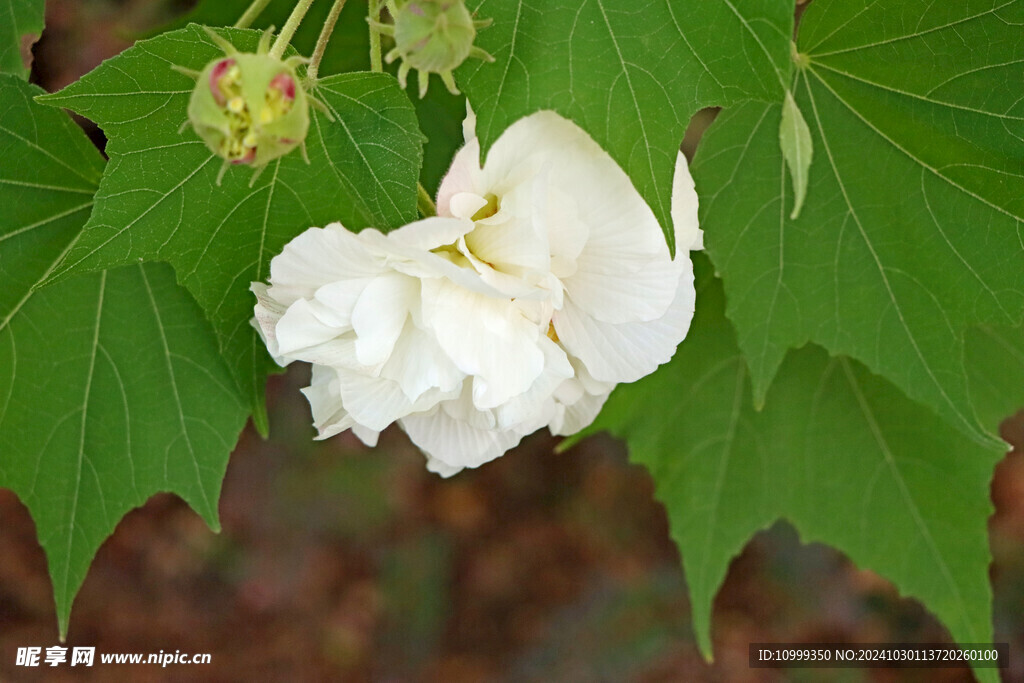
left=2, top=1, right=1023, bottom=681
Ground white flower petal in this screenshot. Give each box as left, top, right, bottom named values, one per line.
left=441, top=110, right=677, bottom=325
left=337, top=368, right=456, bottom=432
left=462, top=182, right=551, bottom=281
left=358, top=226, right=508, bottom=299
left=420, top=277, right=545, bottom=410
left=481, top=112, right=664, bottom=261
left=437, top=138, right=484, bottom=216
left=388, top=216, right=475, bottom=251
left=275, top=298, right=346, bottom=356
left=543, top=185, right=589, bottom=280
left=457, top=247, right=540, bottom=298
left=290, top=335, right=360, bottom=370
left=401, top=387, right=525, bottom=472
left=549, top=389, right=610, bottom=436
left=448, top=191, right=490, bottom=220
left=554, top=259, right=696, bottom=383
left=351, top=423, right=380, bottom=448
left=380, top=320, right=465, bottom=402
left=461, top=101, right=477, bottom=143
left=301, top=366, right=354, bottom=440
left=672, top=151, right=704, bottom=252
left=477, top=111, right=587, bottom=192
left=351, top=273, right=418, bottom=366
left=426, top=456, right=464, bottom=478
left=564, top=255, right=681, bottom=325
left=251, top=282, right=287, bottom=363
left=268, top=224, right=382, bottom=305
left=493, top=336, right=573, bottom=431
left=311, top=278, right=373, bottom=328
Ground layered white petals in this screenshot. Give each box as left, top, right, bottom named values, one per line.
left=380, top=321, right=463, bottom=402
left=275, top=298, right=347, bottom=357
left=421, top=277, right=546, bottom=409
left=336, top=367, right=455, bottom=432
left=253, top=108, right=701, bottom=476
left=402, top=385, right=526, bottom=477
left=554, top=259, right=696, bottom=384
left=301, top=365, right=353, bottom=440
left=268, top=224, right=382, bottom=306
left=549, top=389, right=611, bottom=437
left=350, top=273, right=417, bottom=366
left=493, top=336, right=573, bottom=431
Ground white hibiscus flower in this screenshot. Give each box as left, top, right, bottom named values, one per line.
left=252, top=108, right=702, bottom=476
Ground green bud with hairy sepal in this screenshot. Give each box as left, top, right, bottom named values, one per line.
left=379, top=0, right=494, bottom=98
left=184, top=28, right=310, bottom=179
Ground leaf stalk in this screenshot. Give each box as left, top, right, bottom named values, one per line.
left=235, top=0, right=274, bottom=28
left=308, top=0, right=348, bottom=81
left=417, top=183, right=436, bottom=217
left=368, top=0, right=384, bottom=72
left=270, top=0, right=317, bottom=59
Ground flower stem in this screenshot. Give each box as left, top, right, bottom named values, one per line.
left=235, top=0, right=273, bottom=28
left=368, top=0, right=383, bottom=72
left=308, top=0, right=347, bottom=81
left=417, top=183, right=436, bottom=217
left=270, top=0, right=317, bottom=59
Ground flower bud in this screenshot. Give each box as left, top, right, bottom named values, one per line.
left=383, top=0, right=494, bottom=98
left=187, top=46, right=309, bottom=168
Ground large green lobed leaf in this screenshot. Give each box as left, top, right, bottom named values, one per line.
left=37, top=25, right=425, bottom=431
left=458, top=0, right=793, bottom=254
left=580, top=255, right=1004, bottom=682
left=0, top=0, right=43, bottom=79
left=694, top=0, right=1024, bottom=446
left=0, top=74, right=249, bottom=637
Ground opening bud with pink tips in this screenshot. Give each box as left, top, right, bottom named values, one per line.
left=182, top=26, right=311, bottom=181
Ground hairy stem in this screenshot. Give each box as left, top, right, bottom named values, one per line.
left=368, top=0, right=383, bottom=72
left=417, top=183, right=437, bottom=217
left=235, top=0, right=274, bottom=28
left=270, top=0, right=317, bottom=59
left=308, top=0, right=348, bottom=81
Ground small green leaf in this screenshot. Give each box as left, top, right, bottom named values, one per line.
left=779, top=90, right=811, bottom=220
left=0, top=74, right=249, bottom=638
left=36, top=25, right=425, bottom=429
left=694, top=0, right=1024, bottom=445
left=582, top=255, right=1002, bottom=683
left=0, top=0, right=44, bottom=79
left=459, top=0, right=793, bottom=255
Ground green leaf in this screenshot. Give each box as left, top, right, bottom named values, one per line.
left=37, top=25, right=425, bottom=430
left=0, top=0, right=43, bottom=79
left=458, top=0, right=793, bottom=254
left=0, top=74, right=249, bottom=637
left=414, top=87, right=467, bottom=196
left=966, top=322, right=1024, bottom=432
left=582, top=255, right=1003, bottom=682
left=694, top=0, right=1024, bottom=445
left=779, top=89, right=811, bottom=220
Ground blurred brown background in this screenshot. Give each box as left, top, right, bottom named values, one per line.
left=2, top=1, right=1024, bottom=681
